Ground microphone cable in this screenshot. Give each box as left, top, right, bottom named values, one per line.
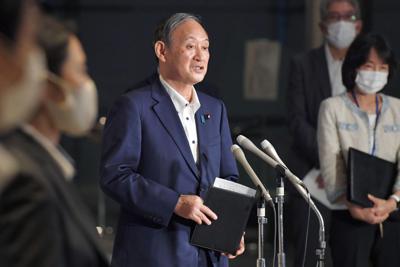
left=301, top=191, right=312, bottom=267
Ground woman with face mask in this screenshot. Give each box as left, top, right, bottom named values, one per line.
left=0, top=15, right=109, bottom=267
left=317, top=33, right=400, bottom=267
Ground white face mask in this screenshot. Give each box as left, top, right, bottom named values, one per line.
left=326, top=21, right=357, bottom=49
left=46, top=76, right=98, bottom=137
left=0, top=50, right=46, bottom=132
left=355, top=70, right=388, bottom=94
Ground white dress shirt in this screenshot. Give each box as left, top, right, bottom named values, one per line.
left=325, top=44, right=347, bottom=96
left=159, top=75, right=201, bottom=163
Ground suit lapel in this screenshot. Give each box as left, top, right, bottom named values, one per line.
left=314, top=46, right=332, bottom=98
left=195, top=97, right=214, bottom=188
left=196, top=106, right=208, bottom=182
left=151, top=80, right=199, bottom=178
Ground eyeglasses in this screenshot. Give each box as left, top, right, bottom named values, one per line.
left=324, top=12, right=357, bottom=23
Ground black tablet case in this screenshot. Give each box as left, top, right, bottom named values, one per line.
left=190, top=180, right=256, bottom=254
left=347, top=147, right=397, bottom=207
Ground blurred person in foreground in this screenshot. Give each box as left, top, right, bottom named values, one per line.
left=286, top=0, right=362, bottom=266
left=318, top=33, right=400, bottom=267
left=0, top=0, right=45, bottom=187
left=0, top=15, right=109, bottom=267
left=100, top=13, right=244, bottom=267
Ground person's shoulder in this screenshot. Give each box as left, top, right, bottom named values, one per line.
left=197, top=90, right=221, bottom=104
left=123, top=80, right=154, bottom=100
left=125, top=72, right=158, bottom=93
left=320, top=94, right=345, bottom=110
left=292, top=45, right=324, bottom=63
left=115, top=75, right=160, bottom=107
left=197, top=90, right=226, bottom=112
left=383, top=94, right=400, bottom=106
left=2, top=131, right=53, bottom=194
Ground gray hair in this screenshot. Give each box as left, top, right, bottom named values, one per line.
left=153, top=13, right=203, bottom=46
left=320, top=0, right=361, bottom=21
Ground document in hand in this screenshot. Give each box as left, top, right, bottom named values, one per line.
left=190, top=178, right=256, bottom=254
left=347, top=147, right=397, bottom=208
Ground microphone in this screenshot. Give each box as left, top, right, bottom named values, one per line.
left=236, top=135, right=305, bottom=188
left=260, top=139, right=305, bottom=187
left=231, top=144, right=273, bottom=206
left=260, top=139, right=287, bottom=168
left=236, top=135, right=278, bottom=169
left=237, top=135, right=327, bottom=259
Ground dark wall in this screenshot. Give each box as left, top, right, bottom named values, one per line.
left=69, top=0, right=305, bottom=118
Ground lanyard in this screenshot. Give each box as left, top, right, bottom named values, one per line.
left=351, top=91, right=380, bottom=155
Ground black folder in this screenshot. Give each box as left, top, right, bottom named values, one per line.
left=347, top=147, right=397, bottom=207
left=190, top=178, right=256, bottom=254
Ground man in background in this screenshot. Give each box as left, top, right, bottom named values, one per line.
left=0, top=0, right=45, bottom=187
left=286, top=1, right=362, bottom=266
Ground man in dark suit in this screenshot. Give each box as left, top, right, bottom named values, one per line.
left=285, top=1, right=362, bottom=266
left=100, top=13, right=244, bottom=267
left=0, top=15, right=109, bottom=267
left=0, top=0, right=44, bottom=189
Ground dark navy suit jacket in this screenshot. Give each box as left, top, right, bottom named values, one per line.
left=100, top=76, right=239, bottom=267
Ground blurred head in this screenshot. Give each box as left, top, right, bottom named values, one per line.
left=342, top=33, right=397, bottom=94
left=319, top=0, right=362, bottom=49
left=0, top=0, right=46, bottom=132
left=154, top=13, right=210, bottom=89
left=38, top=15, right=98, bottom=137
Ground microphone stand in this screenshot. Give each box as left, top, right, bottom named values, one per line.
left=287, top=173, right=326, bottom=267
left=275, top=165, right=286, bottom=267
left=256, top=186, right=268, bottom=267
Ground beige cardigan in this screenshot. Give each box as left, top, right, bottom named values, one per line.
left=317, top=93, right=400, bottom=204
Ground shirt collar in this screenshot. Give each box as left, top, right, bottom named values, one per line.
left=159, top=75, right=201, bottom=113
left=21, top=124, right=75, bottom=181
left=325, top=43, right=343, bottom=65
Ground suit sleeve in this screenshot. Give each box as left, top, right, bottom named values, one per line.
left=100, top=95, right=180, bottom=227
left=317, top=100, right=346, bottom=203
left=218, top=101, right=239, bottom=182
left=287, top=56, right=319, bottom=167
left=0, top=174, right=65, bottom=267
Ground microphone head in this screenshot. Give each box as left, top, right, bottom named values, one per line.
left=260, top=139, right=272, bottom=150
left=236, top=135, right=257, bottom=150
left=236, top=135, right=246, bottom=145
left=231, top=144, right=241, bottom=153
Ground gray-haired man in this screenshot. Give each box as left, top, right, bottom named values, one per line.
left=100, top=13, right=244, bottom=267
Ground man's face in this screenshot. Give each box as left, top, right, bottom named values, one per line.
left=321, top=1, right=362, bottom=34
left=162, top=19, right=210, bottom=86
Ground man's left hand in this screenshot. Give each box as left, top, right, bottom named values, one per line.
left=222, top=234, right=245, bottom=259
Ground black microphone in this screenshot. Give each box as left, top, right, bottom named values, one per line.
left=231, top=144, right=273, bottom=206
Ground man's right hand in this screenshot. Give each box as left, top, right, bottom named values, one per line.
left=174, top=195, right=218, bottom=225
